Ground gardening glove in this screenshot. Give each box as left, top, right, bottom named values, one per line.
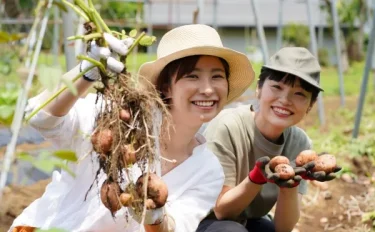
left=80, top=33, right=135, bottom=81
left=293, top=155, right=342, bottom=182
left=128, top=205, right=166, bottom=225
left=248, top=156, right=302, bottom=188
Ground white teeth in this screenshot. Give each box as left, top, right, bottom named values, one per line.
left=194, top=101, right=214, bottom=107
left=273, top=107, right=291, bottom=115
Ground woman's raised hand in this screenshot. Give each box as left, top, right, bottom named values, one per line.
left=80, top=32, right=135, bottom=81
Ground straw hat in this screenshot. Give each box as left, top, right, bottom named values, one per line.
left=138, top=24, right=255, bottom=104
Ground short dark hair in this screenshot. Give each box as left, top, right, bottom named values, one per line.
left=156, top=55, right=230, bottom=104
left=257, top=67, right=320, bottom=106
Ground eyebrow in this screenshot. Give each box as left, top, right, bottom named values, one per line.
left=193, top=68, right=225, bottom=73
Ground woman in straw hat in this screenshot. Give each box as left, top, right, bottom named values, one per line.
left=10, top=24, right=255, bottom=232
left=197, top=47, right=341, bottom=232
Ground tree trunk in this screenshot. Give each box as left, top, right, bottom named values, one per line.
left=4, top=0, right=21, bottom=18
left=340, top=33, right=350, bottom=72
left=347, top=39, right=363, bottom=62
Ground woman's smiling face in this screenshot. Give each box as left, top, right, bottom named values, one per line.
left=165, top=55, right=229, bottom=127
left=257, top=76, right=312, bottom=131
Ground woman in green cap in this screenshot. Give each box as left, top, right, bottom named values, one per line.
left=197, top=47, right=341, bottom=232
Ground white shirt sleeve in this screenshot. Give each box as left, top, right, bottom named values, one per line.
left=26, top=92, right=100, bottom=157
left=164, top=150, right=224, bottom=232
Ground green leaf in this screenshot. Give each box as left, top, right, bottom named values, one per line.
left=0, top=105, right=15, bottom=123
left=36, top=228, right=67, bottom=232
left=38, top=65, right=62, bottom=91
left=139, top=35, right=157, bottom=46
left=61, top=78, right=78, bottom=96
left=0, top=61, right=11, bottom=75
left=362, top=210, right=375, bottom=222
left=0, top=31, right=26, bottom=43
left=33, top=159, right=56, bottom=173
left=53, top=150, right=78, bottom=162
left=17, top=152, right=35, bottom=163
left=0, top=89, right=19, bottom=105
left=55, top=162, right=76, bottom=178
left=129, top=29, right=137, bottom=38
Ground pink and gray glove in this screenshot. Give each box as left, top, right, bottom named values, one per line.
left=248, top=156, right=302, bottom=188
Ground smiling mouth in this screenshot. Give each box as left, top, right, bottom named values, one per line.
left=192, top=101, right=216, bottom=107
left=271, top=106, right=294, bottom=116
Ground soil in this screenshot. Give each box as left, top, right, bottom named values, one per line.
left=0, top=95, right=374, bottom=232
left=295, top=160, right=375, bottom=232
left=0, top=179, right=50, bottom=232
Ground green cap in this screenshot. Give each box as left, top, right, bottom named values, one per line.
left=263, top=47, right=323, bottom=91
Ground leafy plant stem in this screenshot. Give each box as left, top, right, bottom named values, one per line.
left=61, top=0, right=89, bottom=21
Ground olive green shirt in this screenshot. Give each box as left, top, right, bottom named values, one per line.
left=204, top=104, right=311, bottom=220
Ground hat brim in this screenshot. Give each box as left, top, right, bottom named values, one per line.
left=138, top=46, right=255, bottom=104
left=262, top=65, right=324, bottom=92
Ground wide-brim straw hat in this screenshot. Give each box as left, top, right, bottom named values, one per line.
left=138, top=24, right=255, bottom=104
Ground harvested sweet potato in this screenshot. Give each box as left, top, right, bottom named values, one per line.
left=269, top=156, right=290, bottom=171
left=312, top=154, right=337, bottom=173
left=91, top=129, right=113, bottom=153
left=136, top=173, right=168, bottom=208
left=100, top=180, right=121, bottom=214
left=145, top=199, right=156, bottom=210
left=119, top=109, right=131, bottom=122
left=296, top=150, right=318, bottom=167
left=119, top=192, right=133, bottom=207
left=275, top=164, right=295, bottom=180
left=122, top=144, right=137, bottom=166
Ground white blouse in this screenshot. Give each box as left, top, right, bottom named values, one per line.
left=9, top=93, right=224, bottom=232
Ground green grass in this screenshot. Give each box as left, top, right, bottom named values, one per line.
left=319, top=62, right=374, bottom=96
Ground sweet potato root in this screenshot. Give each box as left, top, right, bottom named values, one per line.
left=91, top=129, right=113, bottom=154
left=122, top=144, right=137, bottom=166
left=145, top=199, right=156, bottom=210
left=296, top=150, right=318, bottom=167
left=275, top=164, right=295, bottom=180
left=312, top=154, right=337, bottom=173
left=119, top=109, right=131, bottom=122
left=119, top=193, right=133, bottom=207
left=136, top=173, right=168, bottom=208
left=100, top=180, right=121, bottom=214
left=269, top=156, right=290, bottom=171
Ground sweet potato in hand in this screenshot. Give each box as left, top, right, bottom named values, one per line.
left=296, top=150, right=318, bottom=167
left=269, top=156, right=290, bottom=171
left=274, top=164, right=295, bottom=180
left=312, top=154, right=337, bottom=173
left=136, top=173, right=168, bottom=208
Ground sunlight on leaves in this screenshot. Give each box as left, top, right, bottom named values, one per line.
left=129, top=29, right=137, bottom=38
left=53, top=150, right=78, bottom=162
left=139, top=35, right=156, bottom=46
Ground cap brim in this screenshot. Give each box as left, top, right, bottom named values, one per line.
left=263, top=65, right=324, bottom=92
left=138, top=46, right=255, bottom=104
